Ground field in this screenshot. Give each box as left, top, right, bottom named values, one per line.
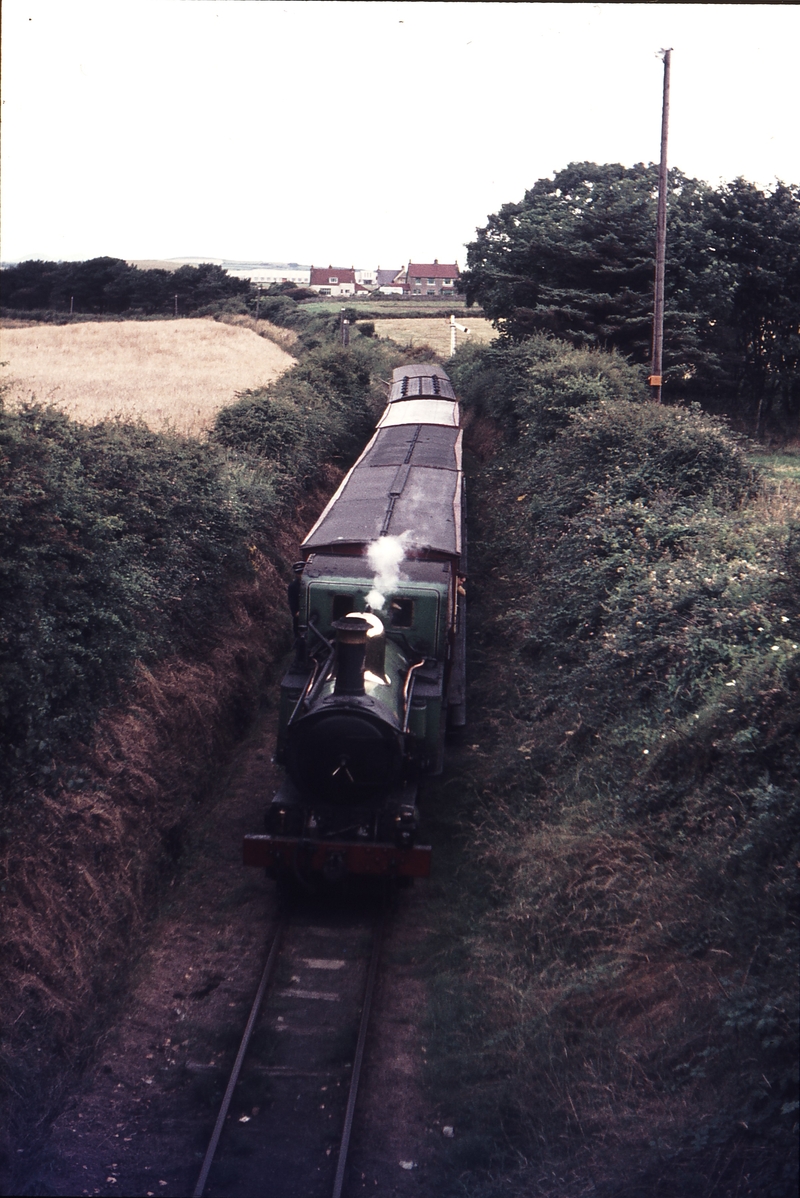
left=751, top=451, right=800, bottom=483
left=0, top=318, right=295, bottom=435
left=372, top=315, right=495, bottom=356
left=300, top=299, right=483, bottom=318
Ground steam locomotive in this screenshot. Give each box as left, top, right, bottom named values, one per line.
left=243, top=363, right=466, bottom=884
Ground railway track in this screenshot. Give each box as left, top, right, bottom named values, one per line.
left=193, top=894, right=388, bottom=1198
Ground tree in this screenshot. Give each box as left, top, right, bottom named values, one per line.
left=706, top=180, right=800, bottom=434
left=1, top=259, right=254, bottom=318
left=461, top=163, right=799, bottom=431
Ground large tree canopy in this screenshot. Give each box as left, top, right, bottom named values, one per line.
left=461, top=163, right=799, bottom=432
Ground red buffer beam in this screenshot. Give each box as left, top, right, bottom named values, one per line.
left=243, top=834, right=432, bottom=878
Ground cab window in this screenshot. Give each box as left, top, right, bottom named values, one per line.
left=332, top=594, right=355, bottom=621
left=389, top=598, right=414, bottom=628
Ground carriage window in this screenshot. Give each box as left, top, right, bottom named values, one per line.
left=389, top=598, right=414, bottom=628
left=332, top=594, right=355, bottom=621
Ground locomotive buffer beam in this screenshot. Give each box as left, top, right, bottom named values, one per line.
left=243, top=834, right=432, bottom=878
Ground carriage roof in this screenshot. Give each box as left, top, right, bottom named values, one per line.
left=301, top=405, right=463, bottom=559
left=388, top=363, right=457, bottom=403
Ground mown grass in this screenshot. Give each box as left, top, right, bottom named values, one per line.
left=373, top=317, right=495, bottom=357
left=298, top=299, right=480, bottom=318
left=417, top=338, right=799, bottom=1196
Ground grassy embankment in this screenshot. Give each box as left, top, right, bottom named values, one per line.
left=0, top=325, right=415, bottom=1165
left=419, top=338, right=799, bottom=1196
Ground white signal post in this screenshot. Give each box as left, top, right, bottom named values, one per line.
left=449, top=313, right=470, bottom=357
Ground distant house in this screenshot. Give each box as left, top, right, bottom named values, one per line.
left=399, top=260, right=460, bottom=297
left=375, top=268, right=404, bottom=296
left=309, top=267, right=357, bottom=297
left=222, top=262, right=311, bottom=286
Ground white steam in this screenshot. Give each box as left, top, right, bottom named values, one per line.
left=365, top=533, right=411, bottom=612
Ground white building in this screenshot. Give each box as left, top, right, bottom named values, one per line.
left=222, top=262, right=312, bottom=286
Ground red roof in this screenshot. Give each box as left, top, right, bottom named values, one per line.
left=407, top=261, right=459, bottom=280
left=310, top=267, right=356, bottom=285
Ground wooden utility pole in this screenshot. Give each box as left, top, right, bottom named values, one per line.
left=650, top=47, right=672, bottom=404
left=174, top=293, right=179, bottom=319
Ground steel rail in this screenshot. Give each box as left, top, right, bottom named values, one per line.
left=192, top=917, right=286, bottom=1198
left=331, top=911, right=386, bottom=1198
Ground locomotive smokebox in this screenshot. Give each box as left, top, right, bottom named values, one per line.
left=332, top=617, right=369, bottom=696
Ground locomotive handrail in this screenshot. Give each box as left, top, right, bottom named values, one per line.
left=402, top=658, right=426, bottom=732
left=287, top=651, right=334, bottom=728
left=287, top=659, right=321, bottom=728
left=306, top=615, right=335, bottom=654
left=286, top=617, right=336, bottom=728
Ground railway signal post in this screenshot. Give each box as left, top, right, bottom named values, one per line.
left=450, top=313, right=469, bottom=357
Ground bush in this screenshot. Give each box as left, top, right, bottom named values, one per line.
left=210, top=339, right=397, bottom=481
left=449, top=334, right=647, bottom=435
left=0, top=407, right=264, bottom=790
left=424, top=338, right=799, bottom=1194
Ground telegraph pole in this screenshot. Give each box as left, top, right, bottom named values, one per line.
left=650, top=47, right=672, bottom=404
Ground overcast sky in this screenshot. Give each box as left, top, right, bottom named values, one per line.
left=2, top=1, right=798, bottom=269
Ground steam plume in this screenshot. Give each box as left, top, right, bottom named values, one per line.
left=365, top=533, right=411, bottom=612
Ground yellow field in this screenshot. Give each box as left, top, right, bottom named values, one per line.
left=372, top=316, right=496, bottom=356
left=0, top=319, right=295, bottom=436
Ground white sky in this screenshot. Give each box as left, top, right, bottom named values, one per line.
left=2, top=1, right=798, bottom=269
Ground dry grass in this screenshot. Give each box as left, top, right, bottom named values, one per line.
left=212, top=311, right=299, bottom=353
left=372, top=316, right=495, bottom=357
left=0, top=318, right=295, bottom=436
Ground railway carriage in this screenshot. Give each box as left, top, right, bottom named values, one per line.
left=244, top=363, right=466, bottom=884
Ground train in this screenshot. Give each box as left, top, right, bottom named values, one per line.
left=243, top=362, right=466, bottom=885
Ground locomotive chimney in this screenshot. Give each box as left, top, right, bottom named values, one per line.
left=332, top=617, right=369, bottom=696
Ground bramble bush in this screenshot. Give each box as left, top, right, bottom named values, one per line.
left=211, top=339, right=402, bottom=483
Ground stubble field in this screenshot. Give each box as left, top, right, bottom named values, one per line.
left=0, top=318, right=296, bottom=435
